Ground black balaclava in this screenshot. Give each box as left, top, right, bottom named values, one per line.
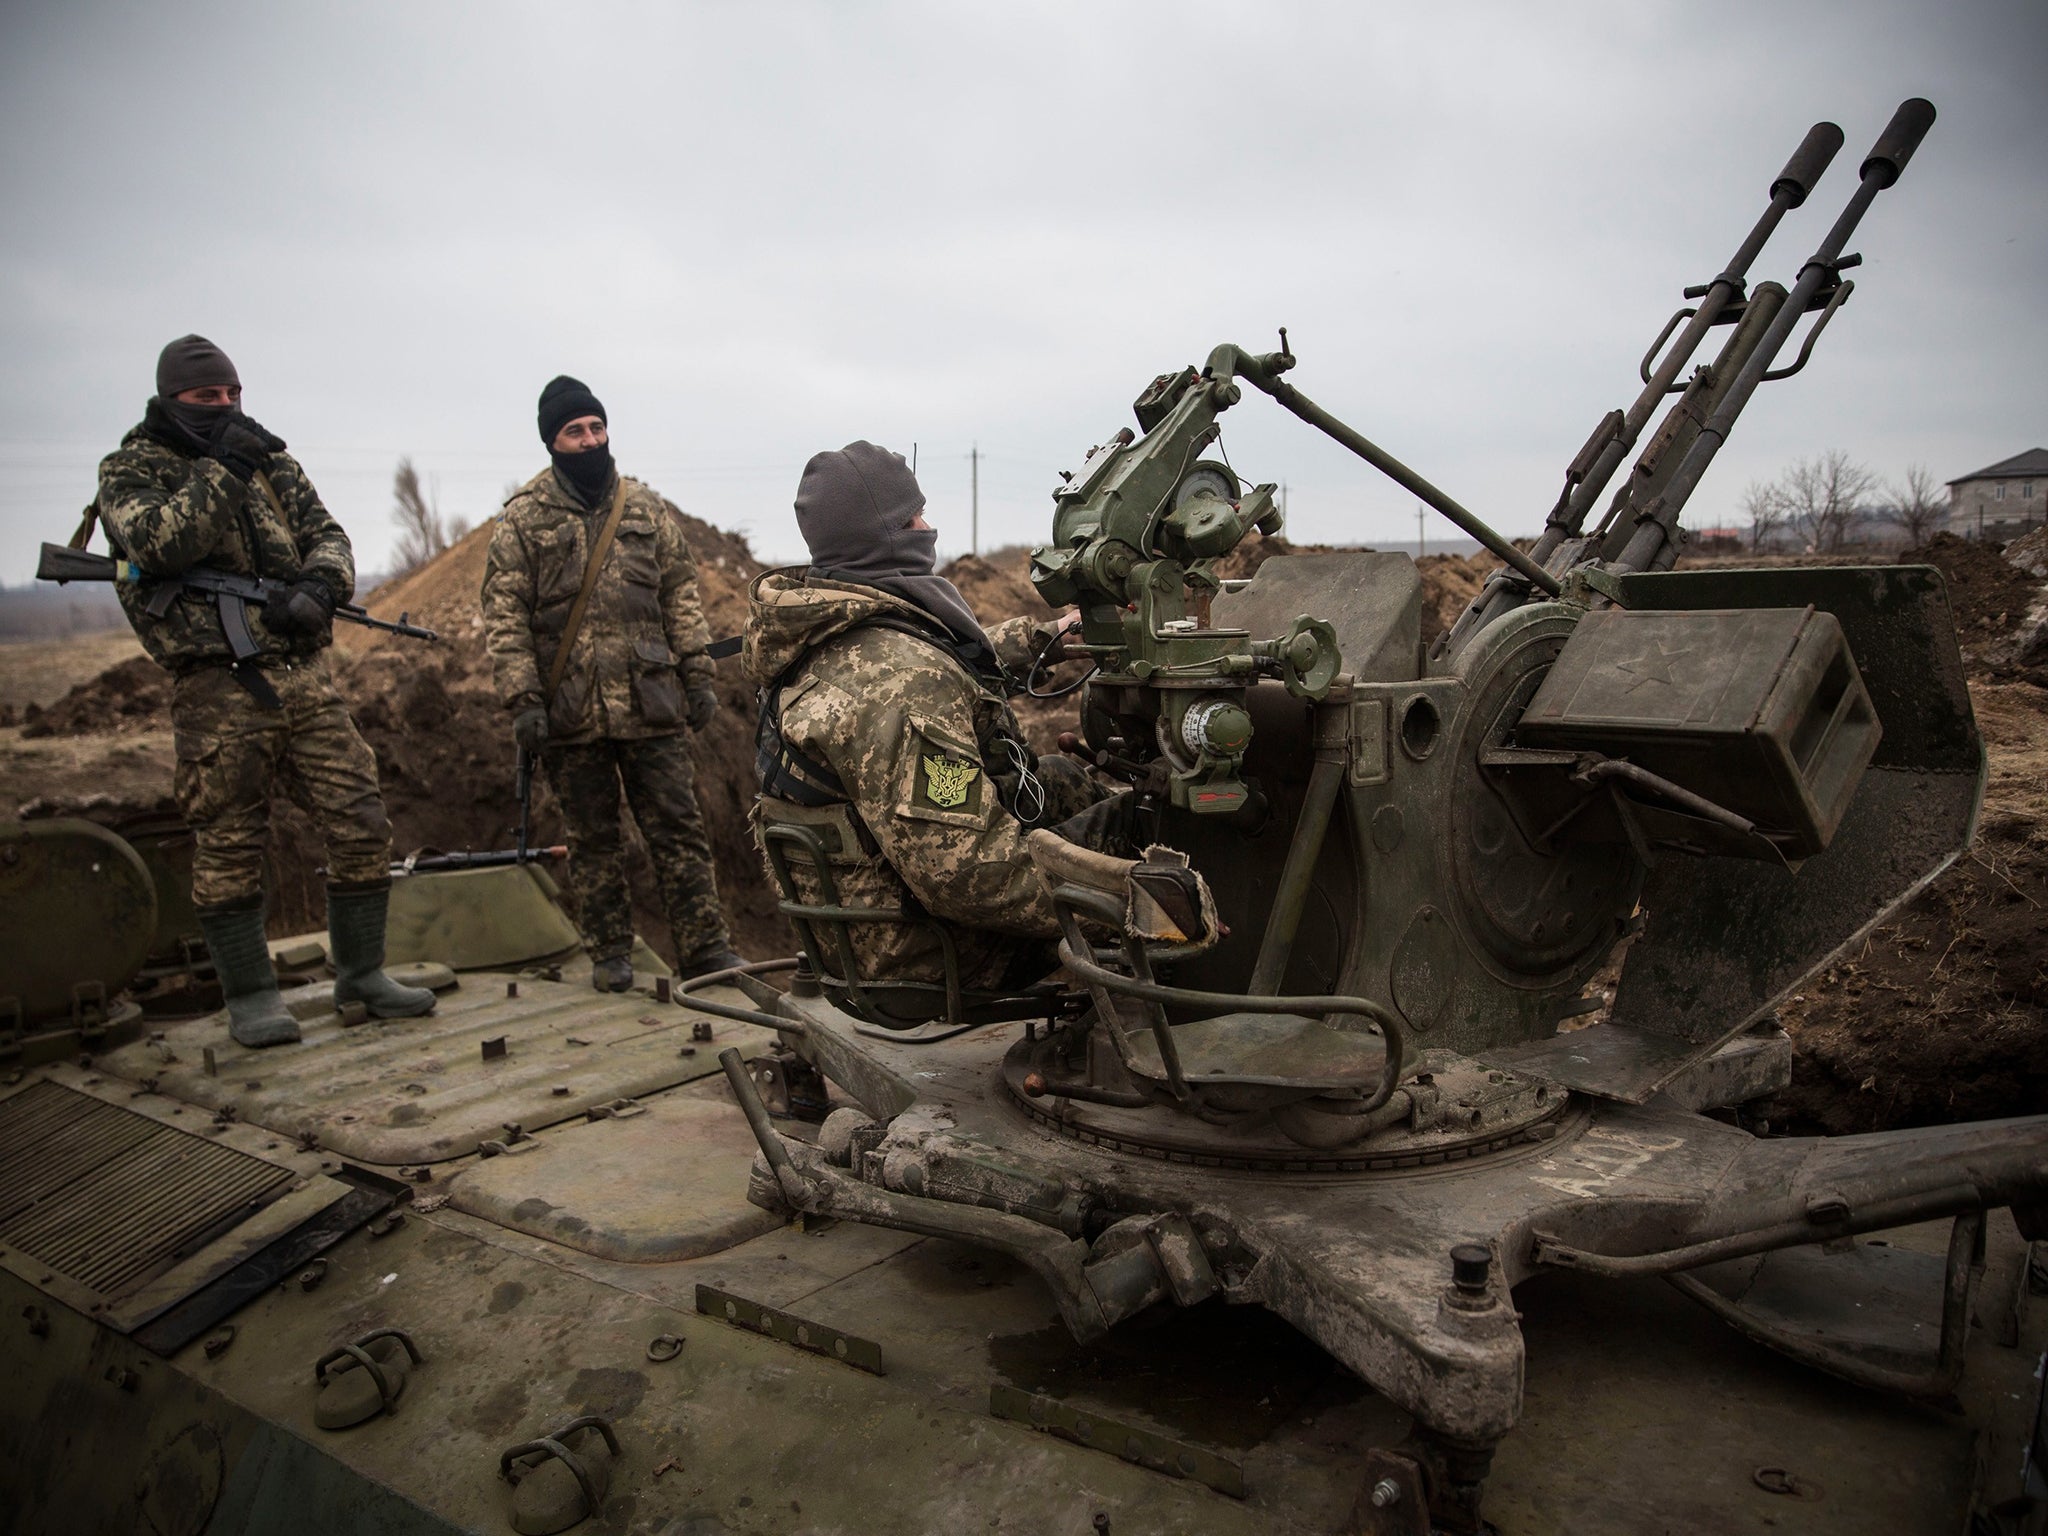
left=145, top=333, right=242, bottom=455
left=537, top=374, right=614, bottom=508
left=793, top=441, right=994, bottom=664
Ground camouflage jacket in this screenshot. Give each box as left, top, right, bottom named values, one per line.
left=480, top=468, right=714, bottom=743
left=743, top=568, right=1057, bottom=988
left=96, top=424, right=355, bottom=671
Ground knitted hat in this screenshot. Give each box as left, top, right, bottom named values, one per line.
left=537, top=375, right=606, bottom=446
left=156, top=334, right=240, bottom=397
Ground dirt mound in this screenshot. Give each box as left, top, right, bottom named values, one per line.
left=1903, top=532, right=2042, bottom=644
left=1415, top=552, right=1494, bottom=642
left=1774, top=680, right=2048, bottom=1132
left=21, top=655, right=171, bottom=738
left=940, top=548, right=1056, bottom=626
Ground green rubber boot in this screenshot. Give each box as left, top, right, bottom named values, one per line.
left=328, top=883, right=436, bottom=1019
left=197, top=899, right=301, bottom=1049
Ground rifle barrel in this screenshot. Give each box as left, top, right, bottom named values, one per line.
left=1612, top=100, right=1935, bottom=571
left=338, top=605, right=437, bottom=640
left=1543, top=120, right=1846, bottom=552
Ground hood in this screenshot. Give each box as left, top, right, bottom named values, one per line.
left=743, top=567, right=945, bottom=686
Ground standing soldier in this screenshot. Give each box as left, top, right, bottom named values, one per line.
left=481, top=376, right=742, bottom=990
left=96, top=334, right=435, bottom=1048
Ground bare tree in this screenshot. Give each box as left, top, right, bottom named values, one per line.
left=390, top=458, right=469, bottom=574
left=1776, top=451, right=1880, bottom=554
left=1884, top=463, right=1947, bottom=549
left=1740, top=478, right=1790, bottom=553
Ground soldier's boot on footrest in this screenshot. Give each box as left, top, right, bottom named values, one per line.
left=592, top=955, right=634, bottom=992
left=198, top=899, right=302, bottom=1048
left=328, top=883, right=436, bottom=1018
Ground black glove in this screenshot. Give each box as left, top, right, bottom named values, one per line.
left=273, top=577, right=334, bottom=635
left=686, top=682, right=719, bottom=732
left=206, top=414, right=287, bottom=482
left=513, top=706, right=550, bottom=753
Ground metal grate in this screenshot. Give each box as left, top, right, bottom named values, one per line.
left=0, top=1081, right=293, bottom=1302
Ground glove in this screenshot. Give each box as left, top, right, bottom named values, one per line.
left=273, top=577, right=334, bottom=635
left=513, top=706, right=550, bottom=753
left=685, top=682, right=719, bottom=732
left=1040, top=610, right=1083, bottom=665
left=206, top=414, right=287, bottom=482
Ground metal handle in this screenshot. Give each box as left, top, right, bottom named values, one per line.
left=498, top=1415, right=620, bottom=1520
left=313, top=1328, right=423, bottom=1419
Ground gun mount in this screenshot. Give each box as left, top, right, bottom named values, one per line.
left=721, top=98, right=2047, bottom=1532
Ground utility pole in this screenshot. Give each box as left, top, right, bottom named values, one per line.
left=971, top=443, right=980, bottom=557
left=1417, top=502, right=1426, bottom=559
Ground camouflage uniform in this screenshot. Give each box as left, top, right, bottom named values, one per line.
left=480, top=467, right=730, bottom=964
left=744, top=569, right=1101, bottom=991
left=97, top=426, right=391, bottom=907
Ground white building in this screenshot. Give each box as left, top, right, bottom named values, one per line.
left=1948, top=448, right=2048, bottom=541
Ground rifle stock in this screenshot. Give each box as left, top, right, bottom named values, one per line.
left=37, top=543, right=134, bottom=584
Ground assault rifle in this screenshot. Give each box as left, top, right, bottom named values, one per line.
left=394, top=845, right=567, bottom=875
left=37, top=542, right=437, bottom=707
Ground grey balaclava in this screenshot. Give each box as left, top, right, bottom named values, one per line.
left=793, top=441, right=994, bottom=663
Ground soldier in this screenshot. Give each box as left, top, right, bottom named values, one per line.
left=481, top=376, right=743, bottom=991
left=744, top=440, right=1117, bottom=994
left=97, top=334, right=435, bottom=1048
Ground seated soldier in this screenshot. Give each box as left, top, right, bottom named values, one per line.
left=744, top=440, right=1118, bottom=996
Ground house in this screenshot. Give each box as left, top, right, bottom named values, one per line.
left=1948, top=448, right=2048, bottom=541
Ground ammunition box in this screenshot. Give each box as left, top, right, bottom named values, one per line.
left=1518, top=605, right=1881, bottom=857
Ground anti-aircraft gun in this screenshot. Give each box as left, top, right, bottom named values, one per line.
left=7, top=97, right=2043, bottom=1536
left=720, top=98, right=2048, bottom=1532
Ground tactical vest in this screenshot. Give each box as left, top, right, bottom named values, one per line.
left=755, top=614, right=1043, bottom=831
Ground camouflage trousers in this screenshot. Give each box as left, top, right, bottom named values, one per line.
left=171, top=656, right=393, bottom=909
left=542, top=731, right=729, bottom=965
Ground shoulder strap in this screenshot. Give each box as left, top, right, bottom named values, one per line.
left=544, top=479, right=629, bottom=704
left=253, top=470, right=287, bottom=519
left=68, top=501, right=100, bottom=550
left=753, top=613, right=991, bottom=819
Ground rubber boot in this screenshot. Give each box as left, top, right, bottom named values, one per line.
left=328, top=884, right=436, bottom=1019
left=592, top=955, right=634, bottom=992
left=197, top=899, right=301, bottom=1048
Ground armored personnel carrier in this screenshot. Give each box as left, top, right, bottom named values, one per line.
left=5, top=97, right=2046, bottom=1535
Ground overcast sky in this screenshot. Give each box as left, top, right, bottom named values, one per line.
left=0, top=1, right=2042, bottom=589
